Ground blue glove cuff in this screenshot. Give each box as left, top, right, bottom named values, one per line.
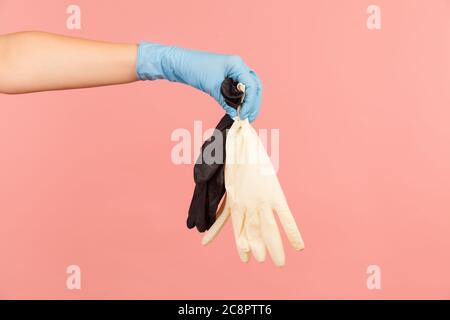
left=136, top=42, right=170, bottom=81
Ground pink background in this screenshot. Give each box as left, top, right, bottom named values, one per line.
left=1, top=0, right=450, bottom=299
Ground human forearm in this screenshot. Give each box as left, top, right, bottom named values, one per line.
left=0, top=31, right=138, bottom=94
left=0, top=31, right=262, bottom=121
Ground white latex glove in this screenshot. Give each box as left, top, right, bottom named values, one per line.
left=202, top=118, right=305, bottom=266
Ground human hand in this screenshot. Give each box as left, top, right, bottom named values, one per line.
left=136, top=42, right=262, bottom=121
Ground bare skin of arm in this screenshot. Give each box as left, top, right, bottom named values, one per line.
left=0, top=31, right=138, bottom=94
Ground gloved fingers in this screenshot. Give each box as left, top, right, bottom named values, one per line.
left=235, top=71, right=259, bottom=122
left=225, top=56, right=262, bottom=123
left=274, top=203, right=305, bottom=251
left=222, top=102, right=238, bottom=119
left=202, top=201, right=230, bottom=245
left=247, top=71, right=263, bottom=123
left=260, top=205, right=285, bottom=267
left=244, top=209, right=266, bottom=263
left=213, top=82, right=239, bottom=119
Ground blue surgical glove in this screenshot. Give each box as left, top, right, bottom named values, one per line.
left=136, top=42, right=262, bottom=122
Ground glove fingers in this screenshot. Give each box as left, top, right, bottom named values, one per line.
left=205, top=166, right=226, bottom=227
left=274, top=203, right=305, bottom=251
left=202, top=198, right=230, bottom=245
left=206, top=195, right=224, bottom=230
left=260, top=205, right=285, bottom=267
left=215, top=189, right=228, bottom=218
left=245, top=209, right=266, bottom=263
left=235, top=72, right=259, bottom=122
left=214, top=82, right=238, bottom=119
left=237, top=245, right=250, bottom=263
left=192, top=114, right=233, bottom=231
left=247, top=71, right=263, bottom=122
left=222, top=103, right=238, bottom=119
left=187, top=183, right=208, bottom=231
left=194, top=183, right=210, bottom=232
left=231, top=205, right=250, bottom=263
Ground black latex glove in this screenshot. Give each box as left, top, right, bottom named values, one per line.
left=187, top=114, right=234, bottom=232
